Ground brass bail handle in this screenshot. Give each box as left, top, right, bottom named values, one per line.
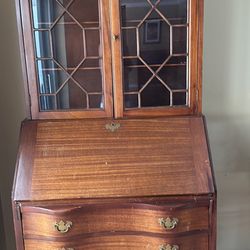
left=159, top=217, right=179, bottom=230
left=54, top=220, right=73, bottom=234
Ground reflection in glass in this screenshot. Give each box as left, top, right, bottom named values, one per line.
left=32, top=0, right=63, bottom=29
left=31, top=0, right=103, bottom=111
left=51, top=13, right=85, bottom=70
left=121, top=0, right=188, bottom=109
left=34, top=31, right=51, bottom=58
left=141, top=79, right=170, bottom=107
left=173, top=92, right=187, bottom=106
left=125, top=94, right=138, bottom=108
left=56, top=81, right=87, bottom=109
left=158, top=65, right=187, bottom=90
left=37, top=60, right=69, bottom=94
left=124, top=62, right=153, bottom=92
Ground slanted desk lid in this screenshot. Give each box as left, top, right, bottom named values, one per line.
left=13, top=116, right=215, bottom=201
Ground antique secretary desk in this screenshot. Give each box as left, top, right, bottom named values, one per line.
left=12, top=0, right=217, bottom=249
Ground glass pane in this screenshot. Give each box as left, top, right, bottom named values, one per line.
left=158, top=65, right=187, bottom=90
left=51, top=13, right=85, bottom=70
left=72, top=60, right=103, bottom=93
left=122, top=28, right=137, bottom=56
left=37, top=59, right=69, bottom=94
left=68, top=0, right=99, bottom=27
left=139, top=16, right=171, bottom=65
left=157, top=0, right=187, bottom=25
left=125, top=94, right=138, bottom=108
left=85, top=29, right=101, bottom=57
left=121, top=0, right=151, bottom=27
left=173, top=92, right=187, bottom=106
left=56, top=80, right=87, bottom=109
left=173, top=26, right=187, bottom=54
left=31, top=0, right=103, bottom=111
left=123, top=59, right=153, bottom=92
left=34, top=31, right=51, bottom=58
left=40, top=95, right=56, bottom=110
left=121, top=0, right=188, bottom=109
left=89, top=94, right=103, bottom=109
left=141, top=79, right=170, bottom=107
left=31, top=0, right=63, bottom=29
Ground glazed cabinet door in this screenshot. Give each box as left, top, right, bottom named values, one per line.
left=20, top=0, right=113, bottom=119
left=111, top=0, right=203, bottom=118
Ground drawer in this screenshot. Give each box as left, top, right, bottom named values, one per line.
left=22, top=203, right=209, bottom=238
left=24, top=234, right=209, bottom=250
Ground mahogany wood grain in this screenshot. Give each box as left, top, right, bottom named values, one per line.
left=12, top=202, right=24, bottom=250
left=189, top=0, right=199, bottom=115
left=13, top=116, right=214, bottom=201
left=15, top=0, right=31, bottom=118
left=21, top=204, right=208, bottom=238
left=20, top=0, right=39, bottom=118
left=24, top=234, right=209, bottom=250
left=197, top=0, right=205, bottom=114
left=101, top=0, right=114, bottom=118
left=110, top=0, right=124, bottom=118
left=17, top=195, right=214, bottom=206
left=12, top=120, right=37, bottom=201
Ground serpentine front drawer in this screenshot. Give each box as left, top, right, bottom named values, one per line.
left=24, top=234, right=209, bottom=250
left=21, top=203, right=209, bottom=239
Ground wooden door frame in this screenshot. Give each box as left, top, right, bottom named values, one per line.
left=111, top=0, right=204, bottom=118
left=18, top=0, right=113, bottom=119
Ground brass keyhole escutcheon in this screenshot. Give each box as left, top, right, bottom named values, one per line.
left=54, top=220, right=73, bottom=234
left=159, top=217, right=179, bottom=230
left=105, top=122, right=120, bottom=132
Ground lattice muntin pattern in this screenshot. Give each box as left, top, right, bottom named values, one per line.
left=31, top=0, right=103, bottom=111
left=121, top=0, right=189, bottom=109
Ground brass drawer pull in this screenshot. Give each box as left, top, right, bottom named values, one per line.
left=159, top=244, right=179, bottom=250
left=159, top=217, right=179, bottom=230
left=54, top=220, right=73, bottom=233
left=59, top=248, right=74, bottom=250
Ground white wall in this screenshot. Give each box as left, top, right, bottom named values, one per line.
left=0, top=1, right=27, bottom=249
left=0, top=0, right=249, bottom=249
left=203, top=0, right=250, bottom=249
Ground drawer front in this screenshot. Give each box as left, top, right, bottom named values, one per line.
left=22, top=203, right=208, bottom=238
left=24, top=234, right=209, bottom=250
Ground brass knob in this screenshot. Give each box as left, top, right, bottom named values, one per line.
left=159, top=217, right=179, bottom=230
left=112, top=34, right=120, bottom=41
left=159, top=244, right=179, bottom=250
left=54, top=220, right=73, bottom=234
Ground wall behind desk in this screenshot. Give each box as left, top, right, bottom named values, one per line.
left=0, top=0, right=249, bottom=249
left=0, top=1, right=27, bottom=249
left=203, top=0, right=250, bottom=249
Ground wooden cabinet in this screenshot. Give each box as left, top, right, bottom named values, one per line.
left=17, top=0, right=203, bottom=119
left=12, top=0, right=216, bottom=249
